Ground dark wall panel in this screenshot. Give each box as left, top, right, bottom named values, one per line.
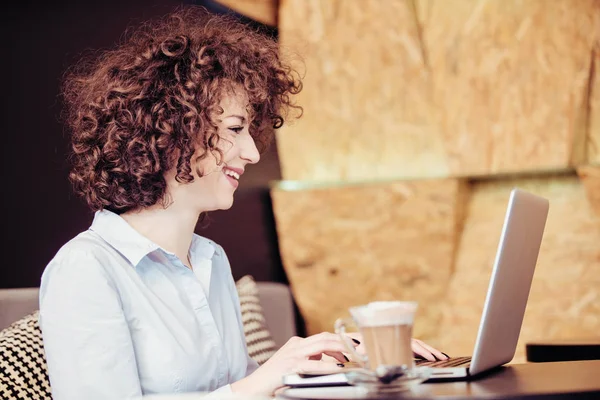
left=0, top=1, right=287, bottom=288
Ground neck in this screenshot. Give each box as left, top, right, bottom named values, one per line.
left=121, top=204, right=199, bottom=267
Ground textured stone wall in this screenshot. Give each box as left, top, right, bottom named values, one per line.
left=276, top=0, right=598, bottom=180
left=268, top=0, right=600, bottom=362
left=271, top=179, right=468, bottom=341
left=215, top=0, right=278, bottom=26
left=589, top=36, right=600, bottom=165
left=272, top=174, right=600, bottom=363
left=577, top=166, right=600, bottom=217
left=277, top=0, right=449, bottom=181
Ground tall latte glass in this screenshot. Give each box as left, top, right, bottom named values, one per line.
left=335, top=301, right=417, bottom=371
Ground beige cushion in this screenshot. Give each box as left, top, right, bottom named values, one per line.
left=235, top=275, right=278, bottom=364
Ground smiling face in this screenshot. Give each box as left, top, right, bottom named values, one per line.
left=165, top=87, right=260, bottom=214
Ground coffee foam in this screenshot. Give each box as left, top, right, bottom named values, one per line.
left=352, top=301, right=417, bottom=327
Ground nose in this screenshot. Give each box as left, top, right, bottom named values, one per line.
left=240, top=133, right=260, bottom=165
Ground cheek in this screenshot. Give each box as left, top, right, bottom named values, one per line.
left=193, top=152, right=220, bottom=177
left=217, top=135, right=238, bottom=155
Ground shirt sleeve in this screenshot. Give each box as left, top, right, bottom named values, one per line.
left=211, top=384, right=233, bottom=395
left=245, top=350, right=259, bottom=376
left=215, top=244, right=260, bottom=378
left=39, top=249, right=142, bottom=400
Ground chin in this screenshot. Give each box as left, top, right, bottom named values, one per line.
left=217, top=197, right=235, bottom=210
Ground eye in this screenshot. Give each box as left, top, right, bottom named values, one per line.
left=228, top=126, right=243, bottom=134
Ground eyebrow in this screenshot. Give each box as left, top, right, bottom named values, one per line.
left=223, top=114, right=246, bottom=123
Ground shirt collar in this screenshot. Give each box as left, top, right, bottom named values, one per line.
left=90, top=209, right=216, bottom=267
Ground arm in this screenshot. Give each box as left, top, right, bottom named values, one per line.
left=208, top=247, right=351, bottom=395
left=39, top=250, right=142, bottom=400
left=213, top=244, right=259, bottom=394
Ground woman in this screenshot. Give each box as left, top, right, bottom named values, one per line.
left=39, top=5, right=446, bottom=399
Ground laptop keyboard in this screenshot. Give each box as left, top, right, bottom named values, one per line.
left=416, top=356, right=471, bottom=368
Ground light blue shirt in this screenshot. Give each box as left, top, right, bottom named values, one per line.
left=39, top=210, right=258, bottom=400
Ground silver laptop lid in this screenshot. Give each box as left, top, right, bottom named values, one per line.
left=469, top=188, right=549, bottom=376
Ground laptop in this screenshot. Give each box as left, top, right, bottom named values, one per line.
left=283, top=187, right=549, bottom=387
left=418, top=187, right=549, bottom=380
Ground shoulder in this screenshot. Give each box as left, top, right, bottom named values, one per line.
left=41, top=230, right=120, bottom=291
left=39, top=231, right=130, bottom=327
left=47, top=230, right=115, bottom=267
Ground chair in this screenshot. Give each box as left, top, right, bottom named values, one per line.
left=0, top=288, right=40, bottom=331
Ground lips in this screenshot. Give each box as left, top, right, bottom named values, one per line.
left=223, top=166, right=244, bottom=188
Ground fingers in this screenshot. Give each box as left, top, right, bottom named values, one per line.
left=291, top=334, right=447, bottom=364
left=294, top=338, right=349, bottom=360
left=416, top=339, right=448, bottom=360
left=411, top=339, right=435, bottom=361
left=303, top=332, right=356, bottom=347
left=321, top=351, right=349, bottom=364
left=294, top=360, right=346, bottom=375
left=412, top=338, right=448, bottom=361
left=344, top=332, right=363, bottom=344
left=343, top=332, right=365, bottom=355
left=290, top=332, right=357, bottom=362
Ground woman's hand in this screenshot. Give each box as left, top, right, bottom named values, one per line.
left=345, top=332, right=448, bottom=362
left=411, top=338, right=448, bottom=361
left=231, top=332, right=357, bottom=395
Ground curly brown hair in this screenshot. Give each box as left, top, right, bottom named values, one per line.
left=61, top=6, right=302, bottom=214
